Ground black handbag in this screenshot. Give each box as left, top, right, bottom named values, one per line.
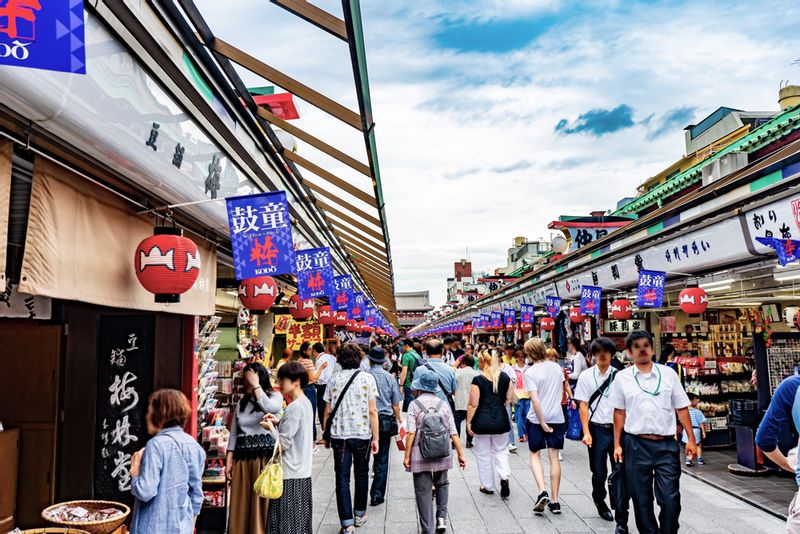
left=379, top=414, right=399, bottom=436
left=323, top=371, right=361, bottom=444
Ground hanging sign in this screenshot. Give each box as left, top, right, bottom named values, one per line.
left=756, top=237, right=800, bottom=266
left=490, top=311, right=503, bottom=329
left=351, top=292, right=366, bottom=320
left=226, top=191, right=295, bottom=279
left=504, top=308, right=516, bottom=326
left=295, top=247, right=334, bottom=299
left=0, top=282, right=51, bottom=319
left=637, top=269, right=666, bottom=308
left=0, top=0, right=86, bottom=74
left=580, top=285, right=602, bottom=316
left=546, top=296, right=561, bottom=317
left=480, top=314, right=490, bottom=329
left=332, top=275, right=353, bottom=311
left=520, top=303, right=535, bottom=323
left=286, top=320, right=323, bottom=351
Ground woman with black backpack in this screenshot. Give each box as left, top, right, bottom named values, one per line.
left=403, top=366, right=467, bottom=534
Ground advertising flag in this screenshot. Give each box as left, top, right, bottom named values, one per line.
left=295, top=247, right=334, bottom=299
left=546, top=296, right=561, bottom=318
left=332, top=275, right=353, bottom=311
left=227, top=191, right=295, bottom=279
left=520, top=303, right=535, bottom=323
left=351, top=292, right=366, bottom=320
left=504, top=308, right=515, bottom=326
left=580, top=285, right=602, bottom=316
left=490, top=311, right=502, bottom=329
left=480, top=314, right=490, bottom=329
left=756, top=237, right=800, bottom=266
left=637, top=269, right=666, bottom=308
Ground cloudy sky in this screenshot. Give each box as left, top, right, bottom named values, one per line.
left=197, top=0, right=800, bottom=306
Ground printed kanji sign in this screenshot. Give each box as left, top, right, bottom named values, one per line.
left=546, top=296, right=561, bottom=318
left=286, top=320, right=323, bottom=351
left=637, top=269, right=666, bottom=308
left=333, top=275, right=353, bottom=311
left=580, top=285, right=602, bottom=316
left=480, top=314, right=490, bottom=328
left=351, top=292, right=366, bottom=320
left=295, top=247, right=334, bottom=299
left=490, top=311, right=502, bottom=329
left=520, top=304, right=535, bottom=323
left=504, top=308, right=516, bottom=326
left=227, top=192, right=295, bottom=279
left=0, top=0, right=86, bottom=74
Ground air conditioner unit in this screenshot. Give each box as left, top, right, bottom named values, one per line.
left=701, top=152, right=748, bottom=186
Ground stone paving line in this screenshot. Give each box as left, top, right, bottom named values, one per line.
left=308, top=439, right=785, bottom=534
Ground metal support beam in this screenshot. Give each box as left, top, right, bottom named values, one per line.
left=284, top=150, right=376, bottom=207
left=302, top=178, right=381, bottom=227
left=336, top=232, right=389, bottom=266
left=316, top=199, right=384, bottom=242
left=213, top=37, right=363, bottom=130
left=329, top=218, right=388, bottom=254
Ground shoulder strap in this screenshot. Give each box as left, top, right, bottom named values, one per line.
left=329, top=370, right=361, bottom=425
left=588, top=370, right=615, bottom=422
left=425, top=363, right=453, bottom=398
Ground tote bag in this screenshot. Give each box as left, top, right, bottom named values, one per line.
left=565, top=403, right=583, bottom=441
left=253, top=440, right=283, bottom=499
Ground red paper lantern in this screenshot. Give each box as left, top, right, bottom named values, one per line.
left=288, top=294, right=315, bottom=320
left=610, top=299, right=633, bottom=320
left=464, top=324, right=474, bottom=334
left=135, top=228, right=200, bottom=303
left=363, top=325, right=375, bottom=334
left=505, top=323, right=515, bottom=331
left=238, top=276, right=278, bottom=313
left=375, top=327, right=386, bottom=336
left=318, top=305, right=335, bottom=325
left=569, top=306, right=583, bottom=324
left=520, top=322, right=533, bottom=333
left=540, top=317, right=555, bottom=331
left=679, top=287, right=708, bottom=314
left=334, top=311, right=348, bottom=327
left=346, top=319, right=357, bottom=332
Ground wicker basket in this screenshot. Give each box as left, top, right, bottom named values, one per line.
left=22, top=529, right=92, bottom=534
left=41, top=500, right=129, bottom=534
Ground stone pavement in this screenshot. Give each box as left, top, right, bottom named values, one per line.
left=309, top=439, right=785, bottom=534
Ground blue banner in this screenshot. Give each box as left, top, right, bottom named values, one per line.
left=365, top=305, right=376, bottom=325
left=295, top=247, right=334, bottom=299
left=332, top=275, right=353, bottom=311
left=351, top=292, right=365, bottom=320
left=637, top=269, right=666, bottom=308
left=0, top=0, right=86, bottom=74
left=580, top=285, right=602, bottom=316
left=520, top=304, right=535, bottom=323
left=227, top=191, right=295, bottom=279
left=546, top=296, right=561, bottom=318
left=480, top=314, right=490, bottom=329
left=491, top=311, right=502, bottom=329
left=504, top=308, right=515, bottom=326
left=756, top=237, right=800, bottom=266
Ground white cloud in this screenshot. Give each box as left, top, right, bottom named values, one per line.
left=195, top=0, right=800, bottom=306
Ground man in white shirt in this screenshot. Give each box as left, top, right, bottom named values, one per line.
left=314, top=342, right=337, bottom=438
left=442, top=336, right=456, bottom=366
left=610, top=330, right=696, bottom=534
left=575, top=337, right=629, bottom=533
left=523, top=338, right=566, bottom=516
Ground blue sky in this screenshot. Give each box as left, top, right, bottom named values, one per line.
left=197, top=0, right=800, bottom=305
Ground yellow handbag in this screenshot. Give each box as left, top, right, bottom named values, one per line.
left=253, top=439, right=283, bottom=499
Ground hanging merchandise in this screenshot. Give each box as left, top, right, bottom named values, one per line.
left=295, top=247, right=334, bottom=299
left=134, top=227, right=201, bottom=303
left=569, top=306, right=583, bottom=324
left=318, top=305, right=335, bottom=325
left=637, top=270, right=666, bottom=308
left=546, top=296, right=561, bottom=318
left=226, top=191, right=295, bottom=279
left=238, top=276, right=278, bottom=313
left=541, top=317, right=555, bottom=331
left=580, top=285, right=602, bottom=316
left=288, top=294, right=315, bottom=320
left=679, top=287, right=708, bottom=314
left=610, top=299, right=633, bottom=320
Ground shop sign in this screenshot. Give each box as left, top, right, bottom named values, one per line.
left=333, top=275, right=353, bottom=311
left=93, top=315, right=154, bottom=505
left=0, top=0, right=86, bottom=74
left=286, top=320, right=323, bottom=350
left=531, top=283, right=558, bottom=305
left=603, top=319, right=643, bottom=333
left=295, top=247, right=334, bottom=299
left=545, top=296, right=561, bottom=317
left=226, top=191, right=296, bottom=279
left=273, top=314, right=291, bottom=334
left=637, top=270, right=666, bottom=308
left=520, top=303, right=535, bottom=323
left=580, top=285, right=602, bottom=316
left=745, top=194, right=799, bottom=254
left=0, top=282, right=51, bottom=319
left=707, top=416, right=728, bottom=431
left=557, top=225, right=625, bottom=253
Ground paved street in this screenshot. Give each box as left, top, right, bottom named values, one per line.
left=310, top=439, right=785, bottom=534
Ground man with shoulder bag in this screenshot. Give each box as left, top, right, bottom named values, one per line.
left=365, top=347, right=403, bottom=506
left=574, top=337, right=630, bottom=534
left=420, top=339, right=457, bottom=416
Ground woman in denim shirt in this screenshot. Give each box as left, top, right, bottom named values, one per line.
left=130, top=389, right=205, bottom=534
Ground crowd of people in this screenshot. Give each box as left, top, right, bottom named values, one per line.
left=120, top=328, right=800, bottom=534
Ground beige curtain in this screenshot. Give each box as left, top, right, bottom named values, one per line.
left=19, top=157, right=216, bottom=315
left=0, top=141, right=12, bottom=286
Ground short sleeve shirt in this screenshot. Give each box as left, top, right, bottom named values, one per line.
left=524, top=361, right=565, bottom=424
left=609, top=363, right=690, bottom=436
left=323, top=369, right=378, bottom=440
left=574, top=366, right=616, bottom=425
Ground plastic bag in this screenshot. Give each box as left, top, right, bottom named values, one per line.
left=253, top=441, right=283, bottom=499
left=565, top=403, right=583, bottom=441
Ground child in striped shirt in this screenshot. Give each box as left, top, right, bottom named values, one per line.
left=683, top=393, right=707, bottom=466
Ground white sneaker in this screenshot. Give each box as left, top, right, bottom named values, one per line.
left=435, top=517, right=447, bottom=533
left=508, top=443, right=518, bottom=453
left=558, top=452, right=563, bottom=461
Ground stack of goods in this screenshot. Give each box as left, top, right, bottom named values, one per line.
left=44, top=504, right=124, bottom=522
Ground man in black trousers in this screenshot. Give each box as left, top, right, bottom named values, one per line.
left=575, top=336, right=630, bottom=533
left=610, top=330, right=696, bottom=534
